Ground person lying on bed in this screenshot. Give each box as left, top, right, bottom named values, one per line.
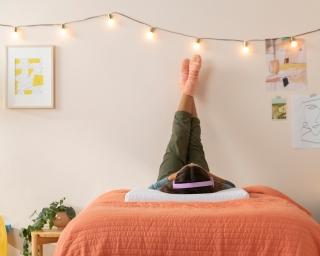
left=149, top=55, right=235, bottom=194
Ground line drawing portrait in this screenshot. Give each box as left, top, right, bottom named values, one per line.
left=300, top=97, right=320, bottom=144
left=293, top=95, right=320, bottom=148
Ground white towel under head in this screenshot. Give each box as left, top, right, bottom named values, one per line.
left=125, top=187, right=249, bottom=202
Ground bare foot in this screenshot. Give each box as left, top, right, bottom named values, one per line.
left=182, top=55, right=202, bottom=96
left=180, top=58, right=190, bottom=92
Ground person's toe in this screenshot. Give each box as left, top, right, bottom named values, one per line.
left=184, top=55, right=201, bottom=94
left=189, top=55, right=202, bottom=77
left=191, top=54, right=201, bottom=65
left=180, top=58, right=190, bottom=85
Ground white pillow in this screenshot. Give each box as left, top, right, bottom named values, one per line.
left=125, top=187, right=249, bottom=202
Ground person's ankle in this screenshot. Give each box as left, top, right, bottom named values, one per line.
left=182, top=93, right=194, bottom=98
left=183, top=87, right=195, bottom=96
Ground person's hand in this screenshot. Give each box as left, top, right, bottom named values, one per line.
left=168, top=171, right=178, bottom=181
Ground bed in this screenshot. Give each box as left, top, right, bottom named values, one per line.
left=54, top=186, right=320, bottom=256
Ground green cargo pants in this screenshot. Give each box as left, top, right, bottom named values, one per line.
left=157, top=111, right=209, bottom=181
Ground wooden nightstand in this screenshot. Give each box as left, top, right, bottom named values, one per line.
left=31, top=229, right=62, bottom=256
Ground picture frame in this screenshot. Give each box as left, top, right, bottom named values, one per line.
left=6, top=45, right=55, bottom=108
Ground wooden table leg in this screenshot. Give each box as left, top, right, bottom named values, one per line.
left=38, top=244, right=43, bottom=256
left=31, top=230, right=61, bottom=256
left=31, top=233, right=38, bottom=256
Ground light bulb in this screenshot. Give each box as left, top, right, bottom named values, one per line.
left=11, top=27, right=19, bottom=39
left=60, top=24, right=67, bottom=36
left=106, top=13, right=115, bottom=27
left=193, top=39, right=201, bottom=51
left=290, top=37, right=298, bottom=48
left=146, top=27, right=155, bottom=40
left=242, top=41, right=249, bottom=54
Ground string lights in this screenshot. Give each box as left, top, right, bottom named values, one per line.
left=290, top=37, right=298, bottom=48
left=2, top=11, right=319, bottom=52
left=106, top=13, right=115, bottom=27
left=193, top=39, right=201, bottom=51
left=242, top=41, right=249, bottom=54
left=60, top=24, right=67, bottom=36
left=11, top=26, right=19, bottom=39
left=146, top=27, right=155, bottom=40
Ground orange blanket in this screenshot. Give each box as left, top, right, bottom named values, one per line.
left=54, top=186, right=320, bottom=256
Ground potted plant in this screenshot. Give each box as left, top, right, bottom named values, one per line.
left=20, top=198, right=76, bottom=256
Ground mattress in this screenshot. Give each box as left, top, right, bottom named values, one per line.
left=54, top=186, right=320, bottom=256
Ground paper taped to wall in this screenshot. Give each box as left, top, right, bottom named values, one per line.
left=272, top=96, right=287, bottom=120
left=265, top=38, right=307, bottom=91
left=292, top=94, right=320, bottom=148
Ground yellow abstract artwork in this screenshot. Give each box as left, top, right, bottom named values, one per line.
left=15, top=58, right=44, bottom=95
left=8, top=46, right=54, bottom=108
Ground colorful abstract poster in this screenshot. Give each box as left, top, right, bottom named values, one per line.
left=272, top=96, right=287, bottom=120
left=265, top=38, right=307, bottom=91
left=292, top=94, right=320, bottom=148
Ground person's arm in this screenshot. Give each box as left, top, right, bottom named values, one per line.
left=149, top=172, right=178, bottom=190
left=148, top=177, right=169, bottom=190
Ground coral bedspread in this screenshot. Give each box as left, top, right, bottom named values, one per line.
left=54, top=186, right=320, bottom=256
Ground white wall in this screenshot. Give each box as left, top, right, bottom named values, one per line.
left=0, top=0, right=319, bottom=255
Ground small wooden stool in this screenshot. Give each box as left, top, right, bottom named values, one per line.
left=31, top=229, right=62, bottom=256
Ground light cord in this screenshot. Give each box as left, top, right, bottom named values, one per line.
left=0, top=11, right=319, bottom=42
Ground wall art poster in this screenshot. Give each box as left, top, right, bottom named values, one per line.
left=7, top=46, right=55, bottom=108
left=266, top=38, right=306, bottom=91
left=292, top=94, right=320, bottom=148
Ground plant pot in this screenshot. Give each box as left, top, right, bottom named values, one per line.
left=53, top=212, right=71, bottom=228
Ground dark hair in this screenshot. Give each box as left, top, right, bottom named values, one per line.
left=160, top=164, right=215, bottom=194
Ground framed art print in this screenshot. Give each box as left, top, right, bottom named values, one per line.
left=6, top=46, right=55, bottom=108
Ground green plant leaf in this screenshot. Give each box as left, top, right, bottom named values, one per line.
left=20, top=197, right=75, bottom=255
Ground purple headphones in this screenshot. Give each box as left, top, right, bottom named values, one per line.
left=173, top=178, right=214, bottom=189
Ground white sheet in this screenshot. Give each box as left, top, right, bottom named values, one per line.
left=125, top=187, right=249, bottom=202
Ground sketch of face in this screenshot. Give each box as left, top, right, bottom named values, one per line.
left=303, top=102, right=320, bottom=136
